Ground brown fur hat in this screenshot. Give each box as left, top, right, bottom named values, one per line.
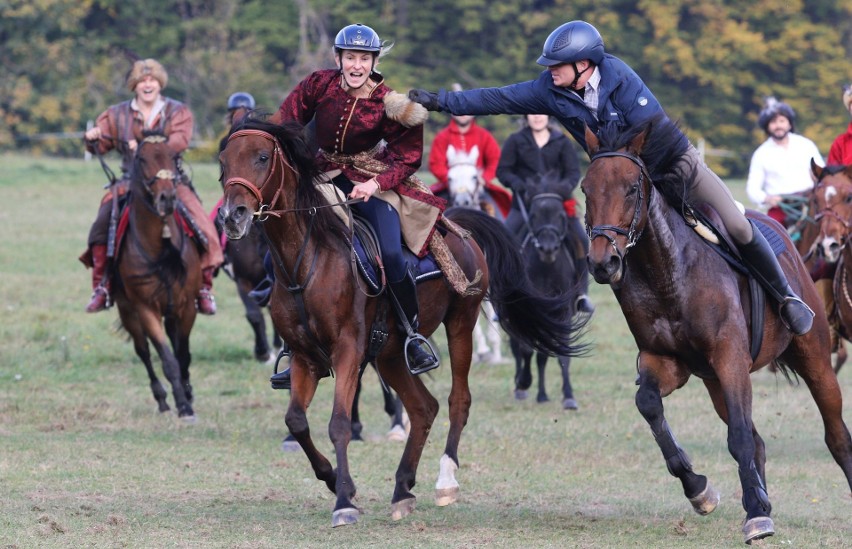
left=126, top=59, right=168, bottom=91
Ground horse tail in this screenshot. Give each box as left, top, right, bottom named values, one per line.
left=444, top=207, right=587, bottom=357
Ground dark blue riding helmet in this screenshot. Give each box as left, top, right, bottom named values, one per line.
left=537, top=20, right=605, bottom=66
left=227, top=92, right=255, bottom=111
left=334, top=24, right=382, bottom=53
left=757, top=96, right=796, bottom=133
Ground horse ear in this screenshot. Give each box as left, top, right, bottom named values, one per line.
left=584, top=125, right=599, bottom=155
left=811, top=158, right=823, bottom=180
left=627, top=127, right=648, bottom=156
left=447, top=145, right=457, bottom=162
left=469, top=145, right=479, bottom=162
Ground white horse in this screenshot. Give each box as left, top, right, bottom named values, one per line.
left=446, top=145, right=504, bottom=364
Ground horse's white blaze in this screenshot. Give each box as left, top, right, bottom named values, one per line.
left=825, top=185, right=837, bottom=202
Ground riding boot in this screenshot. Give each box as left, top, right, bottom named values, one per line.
left=269, top=344, right=330, bottom=390
left=197, top=267, right=217, bottom=315
left=738, top=221, right=814, bottom=335
left=388, top=272, right=440, bottom=375
left=85, top=244, right=111, bottom=313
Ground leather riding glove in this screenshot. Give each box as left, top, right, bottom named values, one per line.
left=408, top=89, right=442, bottom=112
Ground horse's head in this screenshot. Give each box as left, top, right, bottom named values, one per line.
left=132, top=134, right=180, bottom=218
left=524, top=172, right=570, bottom=264
left=813, top=160, right=852, bottom=263
left=218, top=120, right=311, bottom=240
left=446, top=145, right=483, bottom=209
left=580, top=124, right=652, bottom=284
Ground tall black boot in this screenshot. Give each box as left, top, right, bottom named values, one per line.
left=388, top=272, right=440, bottom=375
left=738, top=221, right=814, bottom=335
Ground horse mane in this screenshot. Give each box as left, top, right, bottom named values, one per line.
left=595, top=115, right=695, bottom=211
left=229, top=118, right=349, bottom=249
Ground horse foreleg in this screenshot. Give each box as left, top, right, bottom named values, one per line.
left=704, top=366, right=774, bottom=543
left=140, top=311, right=194, bottom=418
left=239, top=286, right=272, bottom=362
left=473, top=316, right=488, bottom=361
left=635, top=354, right=719, bottom=516
left=511, top=338, right=533, bottom=400
left=558, top=356, right=577, bottom=410
left=126, top=318, right=169, bottom=413
left=350, top=376, right=363, bottom=441
left=285, top=355, right=335, bottom=491
left=535, top=352, right=549, bottom=403
left=327, top=348, right=363, bottom=527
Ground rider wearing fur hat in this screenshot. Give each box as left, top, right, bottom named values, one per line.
left=746, top=96, right=823, bottom=225
left=408, top=20, right=814, bottom=336
left=82, top=58, right=223, bottom=315
left=828, top=85, right=852, bottom=165
left=268, top=23, right=443, bottom=383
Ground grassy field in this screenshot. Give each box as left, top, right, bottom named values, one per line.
left=1, top=152, right=850, bottom=548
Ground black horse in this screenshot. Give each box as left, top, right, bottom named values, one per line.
left=511, top=171, right=582, bottom=409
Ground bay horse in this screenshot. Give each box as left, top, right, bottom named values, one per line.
left=218, top=119, right=582, bottom=527
left=446, top=144, right=504, bottom=364
left=113, top=133, right=201, bottom=420
left=581, top=118, right=852, bottom=544
left=511, top=171, right=579, bottom=409
left=813, top=162, right=852, bottom=374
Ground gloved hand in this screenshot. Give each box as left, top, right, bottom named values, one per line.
left=408, top=89, right=442, bottom=112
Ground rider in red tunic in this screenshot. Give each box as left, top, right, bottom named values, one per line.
left=828, top=85, right=852, bottom=165
left=269, top=23, right=442, bottom=378
left=428, top=107, right=513, bottom=218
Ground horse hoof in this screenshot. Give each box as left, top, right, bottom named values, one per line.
left=435, top=486, right=459, bottom=507
left=281, top=438, right=300, bottom=453
left=743, top=516, right=774, bottom=544
left=390, top=497, right=416, bottom=521
left=387, top=424, right=407, bottom=442
left=179, top=414, right=198, bottom=425
left=688, top=482, right=720, bottom=515
left=562, top=398, right=579, bottom=410
left=514, top=389, right=528, bottom=401
left=536, top=394, right=549, bottom=403
left=331, top=507, right=359, bottom=527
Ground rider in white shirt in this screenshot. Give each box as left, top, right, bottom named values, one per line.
left=746, top=97, right=823, bottom=225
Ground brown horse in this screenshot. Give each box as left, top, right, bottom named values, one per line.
left=218, top=120, right=582, bottom=527
left=581, top=118, right=852, bottom=544
left=813, top=162, right=852, bottom=374
left=112, top=133, right=201, bottom=420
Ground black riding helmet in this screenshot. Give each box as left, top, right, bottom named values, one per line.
left=227, top=92, right=255, bottom=111
left=537, top=20, right=605, bottom=67
left=757, top=96, right=796, bottom=134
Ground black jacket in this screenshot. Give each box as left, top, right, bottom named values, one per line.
left=496, top=127, right=581, bottom=211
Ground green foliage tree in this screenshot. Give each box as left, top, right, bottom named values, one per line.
left=2, top=0, right=851, bottom=177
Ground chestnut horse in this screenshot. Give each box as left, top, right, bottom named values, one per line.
left=581, top=118, right=852, bottom=544
left=813, top=162, right=852, bottom=374
left=113, top=133, right=201, bottom=420
left=218, top=120, right=582, bottom=527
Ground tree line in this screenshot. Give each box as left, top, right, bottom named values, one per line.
left=2, top=0, right=850, bottom=176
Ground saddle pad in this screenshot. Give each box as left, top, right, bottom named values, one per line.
left=352, top=235, right=442, bottom=293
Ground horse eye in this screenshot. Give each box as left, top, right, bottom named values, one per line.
left=626, top=184, right=639, bottom=197
left=258, top=153, right=269, bottom=163
left=845, top=194, right=852, bottom=205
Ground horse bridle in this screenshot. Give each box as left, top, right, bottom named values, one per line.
left=518, top=192, right=569, bottom=252
left=134, top=137, right=180, bottom=216
left=585, top=150, right=651, bottom=256
left=448, top=160, right=484, bottom=205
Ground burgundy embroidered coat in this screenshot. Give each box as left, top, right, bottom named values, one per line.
left=274, top=69, right=445, bottom=212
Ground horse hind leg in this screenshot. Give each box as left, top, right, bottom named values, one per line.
left=558, top=356, right=578, bottom=410
left=635, top=362, right=720, bottom=516
left=483, top=300, right=503, bottom=363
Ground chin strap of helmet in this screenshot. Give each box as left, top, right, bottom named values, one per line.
left=569, top=62, right=593, bottom=91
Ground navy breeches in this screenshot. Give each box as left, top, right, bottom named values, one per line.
left=333, top=175, right=407, bottom=283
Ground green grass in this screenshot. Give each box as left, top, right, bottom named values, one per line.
left=1, top=153, right=850, bottom=548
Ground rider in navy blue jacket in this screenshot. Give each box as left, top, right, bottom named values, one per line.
left=409, top=20, right=814, bottom=335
